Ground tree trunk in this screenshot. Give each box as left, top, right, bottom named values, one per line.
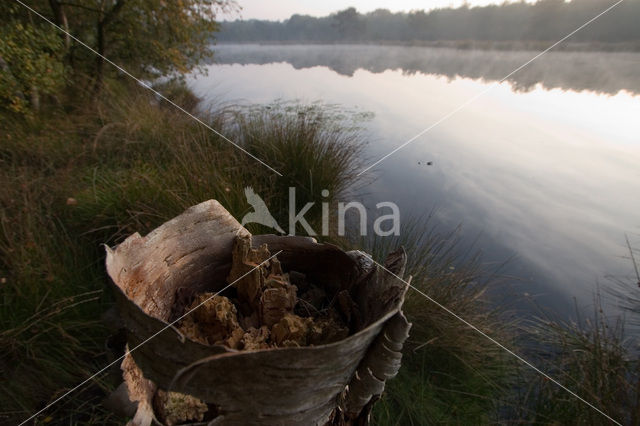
left=94, top=17, right=105, bottom=94
left=94, top=0, right=126, bottom=94
left=30, top=86, right=40, bottom=112
left=48, top=0, right=71, bottom=50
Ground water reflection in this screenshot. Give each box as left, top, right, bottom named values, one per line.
left=190, top=47, right=640, bottom=316
left=212, top=44, right=640, bottom=95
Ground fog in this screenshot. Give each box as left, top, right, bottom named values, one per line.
left=212, top=44, right=640, bottom=95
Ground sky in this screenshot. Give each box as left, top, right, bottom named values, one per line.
left=221, top=0, right=527, bottom=21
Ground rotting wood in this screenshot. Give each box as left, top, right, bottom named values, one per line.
left=105, top=200, right=411, bottom=425
left=174, top=235, right=351, bottom=350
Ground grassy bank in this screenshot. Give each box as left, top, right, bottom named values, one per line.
left=360, top=220, right=516, bottom=424
left=1, top=77, right=638, bottom=425
left=0, top=77, right=369, bottom=423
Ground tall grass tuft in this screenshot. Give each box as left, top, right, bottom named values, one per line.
left=510, top=237, right=640, bottom=425
left=229, top=102, right=368, bottom=232
left=517, top=289, right=637, bottom=425
left=353, top=216, right=517, bottom=424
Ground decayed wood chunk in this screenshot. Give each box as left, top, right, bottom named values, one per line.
left=154, top=390, right=209, bottom=426
left=242, top=325, right=271, bottom=350
left=260, top=284, right=297, bottom=327
left=177, top=294, right=244, bottom=348
left=271, top=313, right=312, bottom=346
left=227, top=235, right=274, bottom=312
left=229, top=235, right=300, bottom=327
left=123, top=346, right=212, bottom=426
left=122, top=349, right=156, bottom=426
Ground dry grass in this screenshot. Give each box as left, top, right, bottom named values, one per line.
left=0, top=78, right=367, bottom=423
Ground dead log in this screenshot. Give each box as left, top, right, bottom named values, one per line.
left=105, top=200, right=411, bottom=425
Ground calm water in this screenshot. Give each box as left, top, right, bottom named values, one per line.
left=188, top=44, right=640, bottom=316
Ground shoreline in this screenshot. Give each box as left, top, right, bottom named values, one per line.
left=215, top=39, right=640, bottom=53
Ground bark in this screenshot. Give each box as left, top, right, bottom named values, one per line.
left=94, top=0, right=126, bottom=93
left=48, top=0, right=71, bottom=50
left=30, top=85, right=40, bottom=112
left=106, top=200, right=411, bottom=425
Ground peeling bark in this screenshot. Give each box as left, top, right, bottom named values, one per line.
left=106, top=200, right=411, bottom=425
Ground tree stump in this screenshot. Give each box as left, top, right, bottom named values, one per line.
left=105, top=200, right=411, bottom=425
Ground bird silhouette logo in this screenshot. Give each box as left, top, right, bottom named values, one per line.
left=241, top=186, right=285, bottom=234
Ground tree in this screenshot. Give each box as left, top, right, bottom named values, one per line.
left=0, top=0, right=236, bottom=110
left=87, top=0, right=237, bottom=88
left=0, top=3, right=66, bottom=114
left=331, top=7, right=365, bottom=41
left=218, top=1, right=640, bottom=45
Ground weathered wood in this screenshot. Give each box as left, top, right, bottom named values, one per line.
left=341, top=311, right=411, bottom=419
left=106, top=200, right=251, bottom=321
left=122, top=348, right=156, bottom=426
left=106, top=200, right=411, bottom=425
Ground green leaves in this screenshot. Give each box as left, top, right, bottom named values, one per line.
left=0, top=0, right=236, bottom=113
left=105, top=0, right=230, bottom=77
left=0, top=13, right=65, bottom=115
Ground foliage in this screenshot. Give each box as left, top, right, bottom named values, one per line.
left=95, top=0, right=237, bottom=77
left=218, top=0, right=640, bottom=45
left=0, top=4, right=65, bottom=114
left=0, top=0, right=236, bottom=115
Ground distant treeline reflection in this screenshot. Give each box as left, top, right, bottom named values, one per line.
left=211, top=44, right=640, bottom=95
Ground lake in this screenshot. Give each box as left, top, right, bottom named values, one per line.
left=188, top=44, right=640, bottom=317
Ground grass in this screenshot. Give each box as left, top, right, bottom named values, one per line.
left=355, top=217, right=517, bottom=424
left=354, top=218, right=640, bottom=425
left=514, top=237, right=640, bottom=425
left=515, top=291, right=638, bottom=425
left=0, top=77, right=367, bottom=424
left=225, top=101, right=369, bottom=233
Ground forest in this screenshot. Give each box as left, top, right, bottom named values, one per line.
left=218, top=0, right=640, bottom=47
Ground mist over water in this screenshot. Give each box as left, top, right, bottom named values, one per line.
left=191, top=44, right=640, bottom=317
left=212, top=44, right=640, bottom=95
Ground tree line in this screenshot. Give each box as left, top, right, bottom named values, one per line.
left=0, top=0, right=234, bottom=115
left=218, top=0, right=640, bottom=44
